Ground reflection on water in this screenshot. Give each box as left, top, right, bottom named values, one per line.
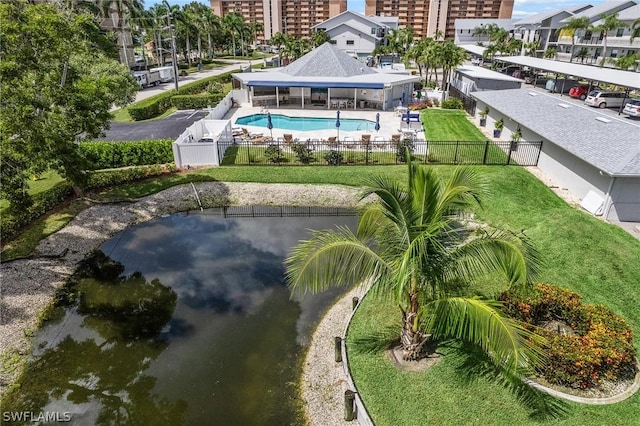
left=4, top=212, right=357, bottom=425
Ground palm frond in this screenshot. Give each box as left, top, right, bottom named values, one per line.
left=447, top=230, right=542, bottom=287
left=423, top=297, right=545, bottom=375
left=438, top=167, right=487, bottom=215
left=285, top=226, right=391, bottom=295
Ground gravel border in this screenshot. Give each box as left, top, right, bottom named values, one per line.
left=0, top=182, right=367, bottom=401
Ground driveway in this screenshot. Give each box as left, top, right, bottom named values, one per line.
left=98, top=110, right=209, bottom=141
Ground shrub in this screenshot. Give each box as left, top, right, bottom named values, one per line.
left=290, top=143, right=314, bottom=164
left=409, top=102, right=431, bottom=110
left=499, top=283, right=636, bottom=389
left=396, top=138, right=415, bottom=163
left=441, top=98, right=464, bottom=110
left=324, top=150, right=343, bottom=166
left=85, top=164, right=173, bottom=190
left=79, top=140, right=174, bottom=170
left=170, top=93, right=225, bottom=110
left=264, top=144, right=283, bottom=163
left=128, top=91, right=175, bottom=121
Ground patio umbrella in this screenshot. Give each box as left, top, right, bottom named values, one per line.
left=267, top=112, right=273, bottom=140
left=336, top=110, right=341, bottom=141
left=405, top=110, right=411, bottom=128
left=374, top=113, right=380, bottom=133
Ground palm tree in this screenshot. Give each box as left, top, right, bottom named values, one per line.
left=312, top=29, right=331, bottom=47
left=543, top=47, right=557, bottom=59
left=523, top=40, right=540, bottom=57
left=202, top=9, right=221, bottom=59
left=556, top=16, right=591, bottom=63
left=99, top=0, right=144, bottom=67
left=286, top=161, right=543, bottom=374
left=270, top=31, right=291, bottom=65
left=593, top=12, right=627, bottom=67
left=575, top=47, right=589, bottom=64
left=144, top=4, right=167, bottom=66
left=472, top=25, right=489, bottom=45
left=223, top=12, right=244, bottom=57
left=631, top=17, right=640, bottom=42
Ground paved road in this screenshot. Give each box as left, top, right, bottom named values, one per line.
left=101, top=58, right=265, bottom=141
left=98, top=110, right=209, bottom=141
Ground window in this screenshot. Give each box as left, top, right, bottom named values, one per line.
left=616, top=28, right=624, bottom=37
left=346, top=40, right=354, bottom=45
left=611, top=49, right=619, bottom=58
left=371, top=28, right=376, bottom=34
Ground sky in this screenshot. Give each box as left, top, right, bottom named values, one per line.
left=155, top=0, right=610, bottom=20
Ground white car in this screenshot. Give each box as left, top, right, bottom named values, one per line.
left=622, top=99, right=640, bottom=117
left=584, top=90, right=626, bottom=109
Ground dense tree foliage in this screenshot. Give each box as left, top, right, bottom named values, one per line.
left=0, top=0, right=138, bottom=208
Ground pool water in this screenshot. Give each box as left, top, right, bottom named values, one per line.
left=236, top=113, right=376, bottom=132
left=4, top=211, right=358, bottom=425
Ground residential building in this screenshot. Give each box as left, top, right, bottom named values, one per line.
left=552, top=0, right=640, bottom=65
left=210, top=0, right=347, bottom=43
left=473, top=88, right=640, bottom=222
left=364, top=0, right=513, bottom=39
left=453, top=18, right=516, bottom=45
left=311, top=11, right=398, bottom=61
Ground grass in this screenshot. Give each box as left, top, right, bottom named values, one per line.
left=110, top=106, right=178, bottom=124
left=422, top=109, right=486, bottom=141
left=346, top=165, right=640, bottom=425
left=0, top=170, right=64, bottom=213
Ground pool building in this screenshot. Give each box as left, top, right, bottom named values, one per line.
left=231, top=43, right=420, bottom=111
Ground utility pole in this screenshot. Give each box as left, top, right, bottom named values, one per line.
left=166, top=13, right=179, bottom=92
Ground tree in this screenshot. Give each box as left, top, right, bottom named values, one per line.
left=593, top=12, right=627, bottom=67
left=543, top=47, right=557, bottom=59
left=608, top=52, right=639, bottom=71
left=631, top=17, right=640, bottom=42
left=575, top=47, right=589, bottom=63
left=312, top=29, right=331, bottom=47
left=523, top=40, right=540, bottom=57
left=0, top=1, right=138, bottom=207
left=556, top=16, right=591, bottom=63
left=472, top=25, right=489, bottom=45
left=202, top=8, right=221, bottom=58
left=99, top=0, right=144, bottom=67
left=270, top=31, right=292, bottom=65
left=286, top=161, right=543, bottom=375
left=223, top=12, right=245, bottom=57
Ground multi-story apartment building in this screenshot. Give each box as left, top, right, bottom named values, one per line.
left=210, top=0, right=347, bottom=43
left=364, top=0, right=513, bottom=40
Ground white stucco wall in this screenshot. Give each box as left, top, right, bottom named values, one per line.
left=608, top=178, right=640, bottom=221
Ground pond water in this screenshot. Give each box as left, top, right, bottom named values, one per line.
left=6, top=210, right=357, bottom=425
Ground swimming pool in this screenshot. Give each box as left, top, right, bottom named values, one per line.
left=236, top=114, right=377, bottom=132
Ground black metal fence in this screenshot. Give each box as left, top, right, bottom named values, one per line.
left=197, top=206, right=357, bottom=218
left=218, top=139, right=542, bottom=167
left=448, top=86, right=477, bottom=116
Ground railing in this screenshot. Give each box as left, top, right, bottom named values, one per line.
left=217, top=139, right=542, bottom=167
left=448, top=86, right=477, bottom=116
left=200, top=205, right=357, bottom=218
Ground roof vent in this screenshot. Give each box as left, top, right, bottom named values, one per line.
left=558, top=103, right=571, bottom=109
left=595, top=117, right=611, bottom=123
left=528, top=92, right=538, bottom=97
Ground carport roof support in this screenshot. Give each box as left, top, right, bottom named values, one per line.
left=490, top=56, right=640, bottom=90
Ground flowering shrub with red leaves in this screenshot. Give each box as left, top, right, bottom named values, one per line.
left=499, top=283, right=636, bottom=389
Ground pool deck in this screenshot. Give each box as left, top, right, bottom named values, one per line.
left=221, top=103, right=423, bottom=142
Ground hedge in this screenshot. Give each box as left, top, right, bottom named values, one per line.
left=1, top=164, right=177, bottom=242
left=127, top=71, right=234, bottom=121
left=79, top=140, right=174, bottom=170
left=170, top=93, right=226, bottom=110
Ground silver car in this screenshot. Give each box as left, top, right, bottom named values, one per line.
left=584, top=90, right=626, bottom=109
left=622, top=99, right=640, bottom=117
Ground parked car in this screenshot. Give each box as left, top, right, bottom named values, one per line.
left=584, top=90, right=627, bottom=109
left=622, top=98, right=640, bottom=117
left=568, top=85, right=590, bottom=100
left=545, top=79, right=579, bottom=94
left=498, top=65, right=521, bottom=75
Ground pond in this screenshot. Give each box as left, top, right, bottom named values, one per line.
left=5, top=210, right=357, bottom=425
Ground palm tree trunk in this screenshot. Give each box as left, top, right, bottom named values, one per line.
left=186, top=35, right=192, bottom=67
left=207, top=33, right=213, bottom=58
left=400, top=279, right=427, bottom=360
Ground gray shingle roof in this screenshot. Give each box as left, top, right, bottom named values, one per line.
left=472, top=89, right=640, bottom=175
left=281, top=43, right=377, bottom=78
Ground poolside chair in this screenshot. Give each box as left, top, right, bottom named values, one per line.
left=250, top=135, right=271, bottom=145
left=360, top=134, right=371, bottom=150
left=283, top=134, right=294, bottom=145
left=391, top=134, right=402, bottom=149
left=327, top=136, right=338, bottom=148
left=343, top=136, right=355, bottom=147
left=373, top=135, right=386, bottom=149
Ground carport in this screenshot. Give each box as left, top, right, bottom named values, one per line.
left=485, top=56, right=640, bottom=113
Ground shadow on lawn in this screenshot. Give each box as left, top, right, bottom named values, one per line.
left=452, top=341, right=571, bottom=421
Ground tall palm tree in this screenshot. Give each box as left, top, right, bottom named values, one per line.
left=270, top=31, right=291, bottom=65
left=223, top=12, right=245, bottom=57
left=593, top=12, right=627, bottom=67
left=202, top=9, right=221, bottom=59
left=556, top=16, right=591, bottom=63
left=144, top=4, right=167, bottom=66
left=631, top=17, right=640, bottom=42
left=472, top=25, right=489, bottom=45
left=312, top=29, right=331, bottom=47
left=286, top=162, right=543, bottom=374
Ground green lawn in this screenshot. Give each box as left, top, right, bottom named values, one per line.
left=347, top=165, right=640, bottom=425
left=0, top=170, right=63, bottom=213
left=421, top=109, right=486, bottom=141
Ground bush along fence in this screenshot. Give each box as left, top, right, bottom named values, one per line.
left=218, top=139, right=543, bottom=167
left=79, top=140, right=174, bottom=170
